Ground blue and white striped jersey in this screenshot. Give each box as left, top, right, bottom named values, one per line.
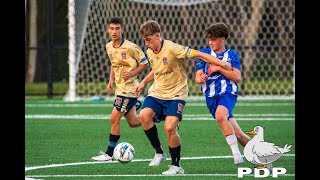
left=195, top=47, right=241, bottom=98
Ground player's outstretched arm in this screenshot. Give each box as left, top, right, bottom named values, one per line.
left=191, top=50, right=232, bottom=70
left=134, top=70, right=154, bottom=97
left=123, top=63, right=149, bottom=81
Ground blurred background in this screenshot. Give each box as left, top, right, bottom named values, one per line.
left=25, top=0, right=295, bottom=101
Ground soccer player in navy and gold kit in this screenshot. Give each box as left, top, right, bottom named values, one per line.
left=92, top=17, right=149, bottom=161
left=195, top=22, right=251, bottom=166
left=134, top=20, right=232, bottom=175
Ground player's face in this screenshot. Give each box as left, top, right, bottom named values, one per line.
left=208, top=37, right=224, bottom=53
left=142, top=33, right=161, bottom=52
left=107, top=23, right=123, bottom=41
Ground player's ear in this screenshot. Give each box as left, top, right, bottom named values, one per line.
left=155, top=33, right=161, bottom=39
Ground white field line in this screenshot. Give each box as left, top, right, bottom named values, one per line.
left=25, top=114, right=295, bottom=120
left=25, top=154, right=295, bottom=172
left=25, top=102, right=294, bottom=108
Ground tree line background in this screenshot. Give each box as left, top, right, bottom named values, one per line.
left=25, top=0, right=68, bottom=84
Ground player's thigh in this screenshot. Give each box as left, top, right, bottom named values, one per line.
left=215, top=105, right=229, bottom=120
left=140, top=96, right=163, bottom=121
left=124, top=107, right=139, bottom=123
left=110, top=107, right=124, bottom=124
left=140, top=107, right=157, bottom=120
left=216, top=93, right=237, bottom=119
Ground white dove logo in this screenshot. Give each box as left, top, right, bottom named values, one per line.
left=244, top=125, right=292, bottom=169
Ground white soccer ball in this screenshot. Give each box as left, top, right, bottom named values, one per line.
left=113, top=142, right=135, bottom=163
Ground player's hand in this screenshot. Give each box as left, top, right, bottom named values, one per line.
left=134, top=82, right=145, bottom=97
left=208, top=64, right=221, bottom=76
left=123, top=71, right=132, bottom=81
left=199, top=74, right=208, bottom=84
left=107, top=81, right=114, bottom=94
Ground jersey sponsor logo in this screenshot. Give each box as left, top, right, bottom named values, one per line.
left=154, top=69, right=173, bottom=77
left=115, top=97, right=123, bottom=107
left=162, top=57, right=168, bottom=65
left=121, top=52, right=127, bottom=59
left=177, top=103, right=184, bottom=114
left=208, top=74, right=221, bottom=80
left=113, top=61, right=131, bottom=68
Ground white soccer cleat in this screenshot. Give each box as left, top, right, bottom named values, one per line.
left=162, top=165, right=185, bottom=175
left=91, top=151, right=113, bottom=161
left=148, top=153, right=167, bottom=166
left=233, top=153, right=244, bottom=165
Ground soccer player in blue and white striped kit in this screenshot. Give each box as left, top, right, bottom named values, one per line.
left=195, top=22, right=251, bottom=165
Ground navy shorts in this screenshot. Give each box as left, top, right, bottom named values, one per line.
left=141, top=96, right=186, bottom=121
left=206, top=93, right=237, bottom=120
left=113, top=95, right=138, bottom=116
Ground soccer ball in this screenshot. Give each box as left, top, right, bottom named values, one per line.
left=113, top=142, right=135, bottom=163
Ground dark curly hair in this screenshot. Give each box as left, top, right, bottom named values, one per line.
left=205, top=23, right=230, bottom=39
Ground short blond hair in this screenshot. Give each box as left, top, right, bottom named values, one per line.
left=139, top=20, right=161, bottom=38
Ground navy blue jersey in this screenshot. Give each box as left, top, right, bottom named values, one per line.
left=195, top=47, right=240, bottom=98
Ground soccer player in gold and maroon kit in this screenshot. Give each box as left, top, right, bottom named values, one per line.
left=134, top=20, right=232, bottom=175
left=92, top=17, right=149, bottom=162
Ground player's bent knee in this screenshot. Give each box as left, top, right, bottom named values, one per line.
left=110, top=117, right=120, bottom=125
left=164, top=125, right=176, bottom=135
left=215, top=116, right=225, bottom=124
left=139, top=114, right=152, bottom=124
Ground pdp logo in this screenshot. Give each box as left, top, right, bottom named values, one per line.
left=238, top=125, right=292, bottom=178
left=238, top=167, right=287, bottom=178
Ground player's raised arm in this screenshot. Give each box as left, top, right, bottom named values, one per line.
left=134, top=70, right=154, bottom=97
left=190, top=49, right=232, bottom=70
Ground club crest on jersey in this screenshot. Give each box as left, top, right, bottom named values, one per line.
left=162, top=57, right=168, bottom=65
left=177, top=103, right=184, bottom=114
left=115, top=97, right=123, bottom=107
left=121, top=52, right=127, bottom=59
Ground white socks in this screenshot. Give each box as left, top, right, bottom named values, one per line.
left=226, top=134, right=241, bottom=155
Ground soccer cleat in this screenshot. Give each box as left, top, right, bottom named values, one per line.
left=148, top=153, right=167, bottom=166
left=135, top=100, right=142, bottom=111
left=162, top=165, right=185, bottom=175
left=233, top=153, right=244, bottom=165
left=91, top=150, right=113, bottom=161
